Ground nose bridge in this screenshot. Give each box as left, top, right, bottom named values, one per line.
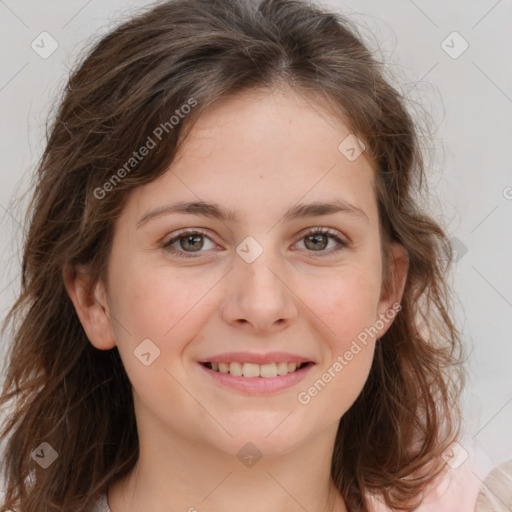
left=241, top=249, right=281, bottom=294
left=222, top=235, right=297, bottom=331
left=236, top=237, right=286, bottom=303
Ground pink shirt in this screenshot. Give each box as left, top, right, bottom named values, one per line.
left=368, top=437, right=494, bottom=512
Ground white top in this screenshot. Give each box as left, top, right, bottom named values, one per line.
left=93, top=492, right=111, bottom=512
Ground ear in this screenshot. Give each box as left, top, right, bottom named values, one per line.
left=63, top=264, right=116, bottom=350
left=375, top=242, right=409, bottom=338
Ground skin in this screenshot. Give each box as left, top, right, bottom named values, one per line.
left=65, top=84, right=408, bottom=512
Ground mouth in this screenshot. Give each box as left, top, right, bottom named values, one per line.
left=199, top=361, right=312, bottom=378
left=197, top=354, right=315, bottom=394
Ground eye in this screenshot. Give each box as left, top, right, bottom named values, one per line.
left=294, top=227, right=348, bottom=256
left=162, top=227, right=348, bottom=259
left=163, top=229, right=217, bottom=258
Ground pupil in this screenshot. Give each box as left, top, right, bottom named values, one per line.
left=182, top=234, right=203, bottom=251
left=306, top=234, right=327, bottom=251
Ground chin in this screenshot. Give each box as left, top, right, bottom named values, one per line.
left=204, top=415, right=311, bottom=459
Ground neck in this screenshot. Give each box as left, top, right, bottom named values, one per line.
left=107, top=411, right=347, bottom=512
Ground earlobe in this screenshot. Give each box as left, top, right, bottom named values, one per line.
left=376, top=242, right=409, bottom=337
left=63, top=264, right=117, bottom=350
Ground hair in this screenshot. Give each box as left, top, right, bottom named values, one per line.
left=0, top=0, right=465, bottom=510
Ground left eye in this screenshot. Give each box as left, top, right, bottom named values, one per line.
left=163, top=228, right=347, bottom=259
left=294, top=228, right=348, bottom=256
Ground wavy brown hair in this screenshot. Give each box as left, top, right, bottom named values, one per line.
left=0, top=0, right=464, bottom=510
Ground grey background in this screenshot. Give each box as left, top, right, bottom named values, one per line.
left=1, top=0, right=511, bottom=473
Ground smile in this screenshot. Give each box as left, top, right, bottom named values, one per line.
left=197, top=359, right=314, bottom=394
left=201, top=361, right=309, bottom=378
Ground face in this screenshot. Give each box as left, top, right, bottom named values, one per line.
left=68, top=85, right=407, bottom=458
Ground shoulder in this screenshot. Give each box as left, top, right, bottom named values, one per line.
left=92, top=492, right=111, bottom=512
left=417, top=437, right=493, bottom=511
left=367, top=436, right=495, bottom=512
left=474, top=460, right=512, bottom=511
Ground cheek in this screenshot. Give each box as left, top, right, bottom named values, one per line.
left=296, top=303, right=377, bottom=422
left=294, top=266, right=381, bottom=413
left=109, top=260, right=212, bottom=341
left=106, top=265, right=212, bottom=409
left=302, top=265, right=383, bottom=345
left=311, top=344, right=375, bottom=421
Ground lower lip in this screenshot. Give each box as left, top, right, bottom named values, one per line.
left=197, top=363, right=314, bottom=394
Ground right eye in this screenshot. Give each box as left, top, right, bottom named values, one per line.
left=163, top=229, right=218, bottom=258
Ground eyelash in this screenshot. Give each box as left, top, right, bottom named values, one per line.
left=162, top=227, right=348, bottom=259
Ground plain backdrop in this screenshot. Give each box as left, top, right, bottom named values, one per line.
left=1, top=0, right=511, bottom=475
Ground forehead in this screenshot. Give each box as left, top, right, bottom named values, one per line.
left=124, top=85, right=378, bottom=225
left=177, top=85, right=357, bottom=165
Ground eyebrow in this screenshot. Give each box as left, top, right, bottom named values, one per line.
left=137, top=199, right=369, bottom=228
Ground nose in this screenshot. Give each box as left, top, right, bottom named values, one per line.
left=220, top=250, right=298, bottom=334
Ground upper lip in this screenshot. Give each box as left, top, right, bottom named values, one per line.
left=198, top=352, right=314, bottom=365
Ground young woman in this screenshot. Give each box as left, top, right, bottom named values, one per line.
left=1, top=0, right=482, bottom=510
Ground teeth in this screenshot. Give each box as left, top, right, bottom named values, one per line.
left=230, top=362, right=243, bottom=376
left=260, top=363, right=277, bottom=378
left=207, top=361, right=307, bottom=377
left=276, top=362, right=288, bottom=375
left=242, top=363, right=260, bottom=378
